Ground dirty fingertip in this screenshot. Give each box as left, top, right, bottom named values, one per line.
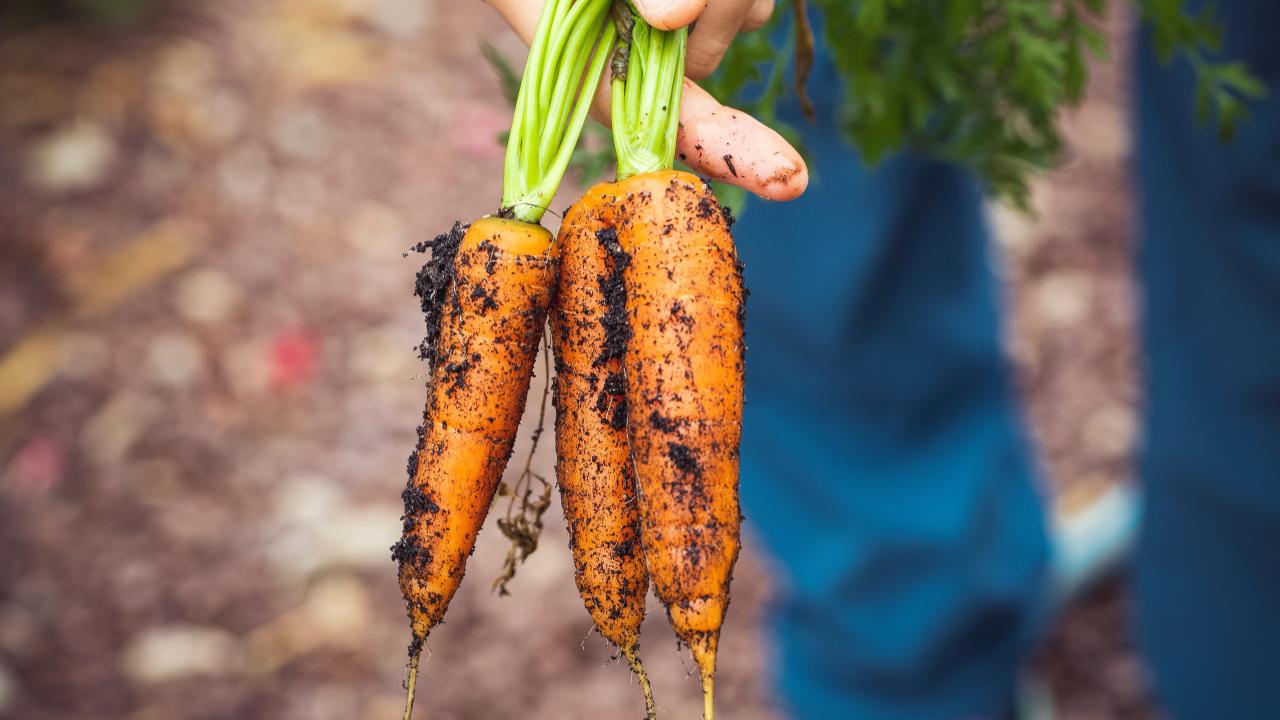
left=677, top=109, right=809, bottom=201
left=632, top=0, right=708, bottom=30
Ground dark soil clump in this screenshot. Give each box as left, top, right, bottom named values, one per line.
left=595, top=227, right=632, bottom=366
left=413, top=222, right=467, bottom=362
left=402, top=484, right=440, bottom=517
left=470, top=284, right=498, bottom=313
left=390, top=533, right=432, bottom=567
left=696, top=196, right=716, bottom=221
left=720, top=202, right=736, bottom=228
left=666, top=442, right=702, bottom=478
left=603, top=372, right=626, bottom=396
left=649, top=410, right=680, bottom=433
left=609, top=401, right=627, bottom=430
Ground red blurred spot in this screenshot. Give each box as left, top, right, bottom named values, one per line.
left=269, top=328, right=319, bottom=391
left=5, top=436, right=65, bottom=498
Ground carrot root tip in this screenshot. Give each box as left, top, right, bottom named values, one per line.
left=624, top=647, right=657, bottom=720
left=701, top=673, right=715, bottom=720
left=402, top=650, right=421, bottom=720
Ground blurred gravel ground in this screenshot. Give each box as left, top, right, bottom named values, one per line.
left=0, top=2, right=1152, bottom=719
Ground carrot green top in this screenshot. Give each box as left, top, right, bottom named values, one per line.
left=610, top=4, right=686, bottom=181
left=501, top=0, right=617, bottom=224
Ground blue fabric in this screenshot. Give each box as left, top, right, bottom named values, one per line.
left=733, top=30, right=1049, bottom=720
left=1134, top=2, right=1280, bottom=718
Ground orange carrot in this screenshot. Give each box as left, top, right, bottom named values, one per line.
left=562, top=171, right=744, bottom=718
left=612, top=170, right=745, bottom=719
left=600, top=9, right=747, bottom=715
left=393, top=2, right=617, bottom=716
left=394, top=217, right=556, bottom=652
left=551, top=184, right=656, bottom=716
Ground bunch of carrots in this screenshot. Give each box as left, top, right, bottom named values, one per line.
left=393, top=2, right=781, bottom=717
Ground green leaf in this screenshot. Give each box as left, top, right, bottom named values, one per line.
left=1082, top=26, right=1110, bottom=59
left=705, top=0, right=1267, bottom=209
left=1217, top=61, right=1268, bottom=99
left=857, top=0, right=887, bottom=34
left=481, top=42, right=522, bottom=107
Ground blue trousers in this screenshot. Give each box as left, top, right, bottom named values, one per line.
left=735, top=2, right=1280, bottom=717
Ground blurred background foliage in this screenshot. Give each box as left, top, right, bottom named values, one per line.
left=707, top=0, right=1266, bottom=209
left=2, top=0, right=169, bottom=27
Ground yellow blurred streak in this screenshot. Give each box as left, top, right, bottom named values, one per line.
left=242, top=607, right=319, bottom=675
left=0, top=328, right=62, bottom=416
left=0, top=217, right=202, bottom=416
left=257, top=0, right=381, bottom=91
left=66, top=216, right=203, bottom=320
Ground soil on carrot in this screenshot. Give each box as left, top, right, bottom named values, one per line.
left=666, top=442, right=702, bottom=479
left=648, top=410, right=681, bottom=433
left=595, top=227, right=632, bottom=367
left=400, top=220, right=466, bottom=568
left=412, top=222, right=467, bottom=362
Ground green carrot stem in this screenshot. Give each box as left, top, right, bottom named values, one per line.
left=540, top=1, right=610, bottom=162
left=502, top=0, right=615, bottom=224
left=611, top=2, right=686, bottom=180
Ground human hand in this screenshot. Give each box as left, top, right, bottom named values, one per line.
left=483, top=0, right=807, bottom=201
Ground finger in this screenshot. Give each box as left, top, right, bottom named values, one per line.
left=676, top=79, right=808, bottom=200
left=741, top=0, right=775, bottom=32
left=589, top=68, right=613, bottom=123
left=488, top=0, right=539, bottom=44
left=632, top=0, right=709, bottom=30
left=489, top=0, right=715, bottom=41
left=685, top=0, right=759, bottom=80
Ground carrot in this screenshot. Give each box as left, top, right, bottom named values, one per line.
left=604, top=13, right=745, bottom=719
left=550, top=184, right=656, bottom=717
left=395, top=217, right=556, bottom=635
left=614, top=171, right=743, bottom=719
left=392, top=3, right=617, bottom=718
left=394, top=214, right=556, bottom=665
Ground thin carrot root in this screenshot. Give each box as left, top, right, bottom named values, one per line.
left=623, top=646, right=658, bottom=720
left=492, top=337, right=555, bottom=595
left=702, top=673, right=715, bottom=720
left=402, top=650, right=421, bottom=720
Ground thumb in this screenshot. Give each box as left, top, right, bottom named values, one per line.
left=631, top=0, right=708, bottom=30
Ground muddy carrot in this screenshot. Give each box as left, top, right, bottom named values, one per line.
left=551, top=183, right=657, bottom=717
left=614, top=170, right=744, bottom=720
left=393, top=2, right=617, bottom=718
left=394, top=216, right=556, bottom=647
left=606, top=11, right=746, bottom=719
